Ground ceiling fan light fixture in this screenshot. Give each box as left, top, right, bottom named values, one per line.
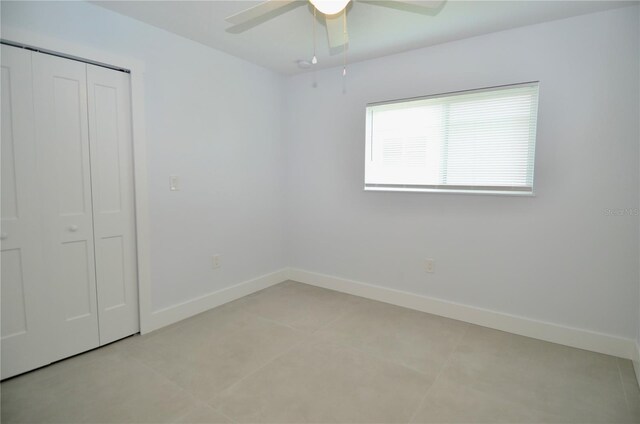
left=310, top=0, right=350, bottom=15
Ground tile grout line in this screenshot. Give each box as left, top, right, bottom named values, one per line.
left=242, top=291, right=469, bottom=389
left=170, top=298, right=301, bottom=336
left=117, top=348, right=238, bottom=424
left=406, top=323, right=472, bottom=424
left=308, top=302, right=363, bottom=334
left=241, top=308, right=301, bottom=332
left=132, top=285, right=359, bottom=422
left=307, top=293, right=391, bottom=335
left=211, top=406, right=237, bottom=424
left=121, top=311, right=311, bottom=423
left=309, top=303, right=472, bottom=379
left=315, top=334, right=434, bottom=379
left=171, top=398, right=236, bottom=424
left=205, top=333, right=311, bottom=409
left=616, top=359, right=634, bottom=417
left=239, top=288, right=369, bottom=336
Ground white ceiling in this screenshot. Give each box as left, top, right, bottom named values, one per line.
left=92, top=0, right=636, bottom=74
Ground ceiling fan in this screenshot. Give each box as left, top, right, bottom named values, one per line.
left=225, top=0, right=445, bottom=50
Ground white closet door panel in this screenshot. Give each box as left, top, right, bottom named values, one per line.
left=87, top=64, right=139, bottom=345
left=32, top=53, right=100, bottom=361
left=60, top=240, right=95, bottom=320
left=1, top=46, right=51, bottom=379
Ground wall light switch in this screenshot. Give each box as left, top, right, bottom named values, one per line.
left=169, top=175, right=180, bottom=191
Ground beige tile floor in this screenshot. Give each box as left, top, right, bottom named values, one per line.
left=2, top=280, right=639, bottom=423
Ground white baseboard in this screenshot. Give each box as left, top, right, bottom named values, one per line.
left=141, top=267, right=637, bottom=361
left=143, top=268, right=289, bottom=333
left=288, top=268, right=638, bottom=360
left=634, top=344, right=640, bottom=385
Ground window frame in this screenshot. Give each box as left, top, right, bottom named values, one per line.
left=364, top=82, right=540, bottom=196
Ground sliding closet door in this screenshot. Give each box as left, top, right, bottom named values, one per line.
left=87, top=64, right=139, bottom=345
left=32, top=53, right=100, bottom=362
left=1, top=46, right=52, bottom=379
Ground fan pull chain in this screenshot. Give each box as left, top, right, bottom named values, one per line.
left=342, top=11, right=347, bottom=76
left=312, top=7, right=318, bottom=65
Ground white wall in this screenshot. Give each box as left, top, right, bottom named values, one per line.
left=2, top=2, right=638, bottom=345
left=285, top=6, right=640, bottom=340
left=637, top=0, right=640, bottom=368
left=1, top=1, right=287, bottom=312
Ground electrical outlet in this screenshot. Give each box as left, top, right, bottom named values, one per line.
left=425, top=258, right=434, bottom=273
left=211, top=254, right=221, bottom=269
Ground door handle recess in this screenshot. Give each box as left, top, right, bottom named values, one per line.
left=68, top=225, right=79, bottom=232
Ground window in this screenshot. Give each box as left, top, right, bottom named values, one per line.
left=365, top=82, right=539, bottom=195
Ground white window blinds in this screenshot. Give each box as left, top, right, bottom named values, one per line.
left=365, top=82, right=539, bottom=195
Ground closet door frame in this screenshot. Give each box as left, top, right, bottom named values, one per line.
left=0, top=29, right=154, bottom=334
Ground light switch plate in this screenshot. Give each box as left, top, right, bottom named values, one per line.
left=169, top=175, right=180, bottom=191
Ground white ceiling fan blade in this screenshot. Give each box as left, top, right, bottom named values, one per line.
left=387, top=0, right=445, bottom=8
left=359, top=0, right=445, bottom=13
left=325, top=10, right=349, bottom=49
left=225, top=0, right=303, bottom=25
